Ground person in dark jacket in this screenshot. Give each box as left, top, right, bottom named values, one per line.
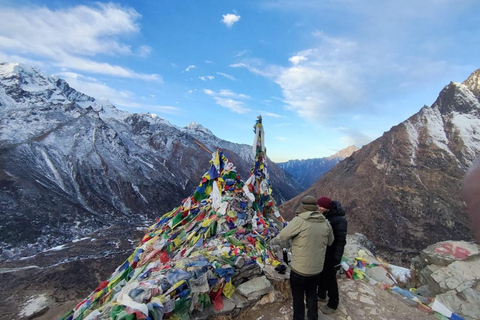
left=316, top=196, right=348, bottom=315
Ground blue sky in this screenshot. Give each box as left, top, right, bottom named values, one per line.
left=1, top=0, right=479, bottom=162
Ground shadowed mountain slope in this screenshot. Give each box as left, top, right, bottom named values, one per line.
left=279, top=69, right=480, bottom=265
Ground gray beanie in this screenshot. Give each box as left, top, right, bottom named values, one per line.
left=296, top=195, right=318, bottom=214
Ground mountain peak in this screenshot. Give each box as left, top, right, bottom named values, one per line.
left=463, top=68, right=480, bottom=98
left=0, top=62, right=55, bottom=92
left=184, top=121, right=213, bottom=135
left=0, top=62, right=38, bottom=75
left=328, top=145, right=359, bottom=159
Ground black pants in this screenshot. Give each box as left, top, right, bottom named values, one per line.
left=318, top=265, right=339, bottom=309
left=289, top=270, right=321, bottom=320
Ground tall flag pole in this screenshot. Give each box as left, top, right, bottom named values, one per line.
left=247, top=115, right=286, bottom=228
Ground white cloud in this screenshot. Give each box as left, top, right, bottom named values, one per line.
left=149, top=106, right=181, bottom=115
left=203, top=89, right=250, bottom=114
left=221, top=13, right=241, bottom=27
left=199, top=76, right=214, bottom=81
left=260, top=111, right=282, bottom=118
left=57, top=71, right=132, bottom=102
left=276, top=64, right=362, bottom=119
left=0, top=3, right=159, bottom=80
left=230, top=60, right=280, bottom=78
left=203, top=89, right=214, bottom=96
left=231, top=34, right=364, bottom=121
left=55, top=56, right=161, bottom=81
left=137, top=45, right=152, bottom=57
left=218, top=89, right=249, bottom=99
left=275, top=136, right=287, bottom=141
left=235, top=50, right=249, bottom=57
left=215, top=98, right=250, bottom=114
left=57, top=72, right=177, bottom=114
left=216, top=72, right=236, bottom=80
left=289, top=55, right=308, bottom=65
left=249, top=1, right=479, bottom=126
left=185, top=65, right=196, bottom=72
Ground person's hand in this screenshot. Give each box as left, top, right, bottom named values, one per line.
left=333, top=260, right=342, bottom=271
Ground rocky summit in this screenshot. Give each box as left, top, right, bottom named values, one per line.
left=280, top=69, right=480, bottom=265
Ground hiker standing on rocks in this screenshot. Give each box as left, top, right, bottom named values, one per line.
left=279, top=195, right=334, bottom=320
left=316, top=196, right=348, bottom=315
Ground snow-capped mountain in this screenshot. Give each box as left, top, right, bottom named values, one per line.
left=0, top=62, right=301, bottom=261
left=280, top=69, right=480, bottom=265
left=278, top=145, right=359, bottom=190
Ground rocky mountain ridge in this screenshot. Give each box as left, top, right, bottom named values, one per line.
left=279, top=69, right=480, bottom=265
left=0, top=62, right=301, bottom=261
left=277, top=145, right=359, bottom=190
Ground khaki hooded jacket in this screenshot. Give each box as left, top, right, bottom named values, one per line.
left=279, top=209, right=334, bottom=276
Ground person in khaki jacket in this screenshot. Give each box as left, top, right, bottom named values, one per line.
left=279, top=195, right=334, bottom=320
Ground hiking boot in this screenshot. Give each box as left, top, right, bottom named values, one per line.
left=320, top=305, right=336, bottom=315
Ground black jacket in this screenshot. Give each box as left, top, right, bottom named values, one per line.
left=324, top=203, right=347, bottom=268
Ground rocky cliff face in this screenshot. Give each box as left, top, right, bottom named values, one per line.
left=0, top=62, right=301, bottom=261
left=277, top=145, right=358, bottom=190
left=280, top=69, right=480, bottom=265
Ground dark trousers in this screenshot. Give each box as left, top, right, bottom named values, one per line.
left=318, top=265, right=339, bottom=309
left=289, top=270, right=321, bottom=320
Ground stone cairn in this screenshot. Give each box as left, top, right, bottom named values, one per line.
left=60, top=116, right=289, bottom=320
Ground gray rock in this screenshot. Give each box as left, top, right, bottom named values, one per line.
left=231, top=292, right=251, bottom=309
left=215, top=297, right=236, bottom=314
left=414, top=285, right=433, bottom=298
left=436, top=288, right=480, bottom=320
left=431, top=259, right=480, bottom=291
left=419, top=241, right=480, bottom=267
left=344, top=235, right=380, bottom=265
left=263, top=264, right=290, bottom=282
left=234, top=257, right=245, bottom=269
left=236, top=275, right=273, bottom=301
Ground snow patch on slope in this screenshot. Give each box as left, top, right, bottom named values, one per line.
left=403, top=120, right=419, bottom=165
left=422, top=107, right=454, bottom=156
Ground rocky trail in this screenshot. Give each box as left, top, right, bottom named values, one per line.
left=3, top=232, right=479, bottom=320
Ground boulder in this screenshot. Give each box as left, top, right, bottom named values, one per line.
left=413, top=240, right=480, bottom=320
left=419, top=241, right=480, bottom=267
left=263, top=264, right=290, bottom=282
left=236, top=276, right=273, bottom=301
left=215, top=296, right=236, bottom=314
left=230, top=292, right=251, bottom=309
left=344, top=234, right=379, bottom=265
left=435, top=289, right=480, bottom=320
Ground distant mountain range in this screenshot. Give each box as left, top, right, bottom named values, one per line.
left=277, top=145, right=359, bottom=190
left=280, top=69, right=480, bottom=265
left=0, top=62, right=302, bottom=260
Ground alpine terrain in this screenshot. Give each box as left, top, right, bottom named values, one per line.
left=278, top=145, right=359, bottom=190
left=0, top=62, right=301, bottom=262
left=1, top=64, right=480, bottom=320
left=280, top=69, right=480, bottom=265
